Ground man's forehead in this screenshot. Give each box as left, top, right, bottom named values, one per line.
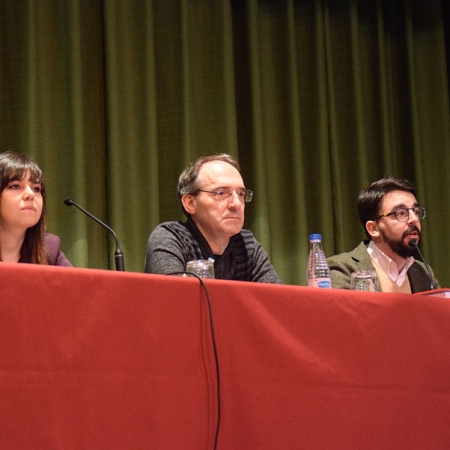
left=381, top=190, right=418, bottom=209
left=200, top=160, right=235, bottom=171
left=199, top=160, right=243, bottom=182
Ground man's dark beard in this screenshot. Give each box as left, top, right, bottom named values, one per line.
left=383, top=227, right=421, bottom=259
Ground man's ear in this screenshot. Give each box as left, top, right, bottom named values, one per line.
left=366, top=220, right=380, bottom=238
left=182, top=194, right=196, bottom=216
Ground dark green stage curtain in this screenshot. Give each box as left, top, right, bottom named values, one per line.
left=1, top=0, right=449, bottom=286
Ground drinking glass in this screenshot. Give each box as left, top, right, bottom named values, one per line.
left=186, top=260, right=215, bottom=279
left=351, top=270, right=377, bottom=292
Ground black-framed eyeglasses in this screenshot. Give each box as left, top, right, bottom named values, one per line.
left=196, top=188, right=253, bottom=203
left=375, top=206, right=426, bottom=222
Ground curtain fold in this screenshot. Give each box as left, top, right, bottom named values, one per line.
left=1, top=0, right=449, bottom=286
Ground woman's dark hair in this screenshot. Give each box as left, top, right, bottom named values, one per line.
left=177, top=154, right=241, bottom=217
left=357, top=176, right=418, bottom=239
left=0, top=151, right=47, bottom=264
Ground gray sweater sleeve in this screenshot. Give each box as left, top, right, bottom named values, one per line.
left=244, top=232, right=282, bottom=284
left=144, top=223, right=193, bottom=274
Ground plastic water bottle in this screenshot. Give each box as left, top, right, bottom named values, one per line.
left=307, top=234, right=331, bottom=288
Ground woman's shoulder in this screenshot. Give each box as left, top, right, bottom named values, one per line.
left=44, top=233, right=72, bottom=266
left=44, top=233, right=61, bottom=248
left=44, top=233, right=61, bottom=246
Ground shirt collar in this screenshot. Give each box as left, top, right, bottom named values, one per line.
left=367, top=240, right=415, bottom=286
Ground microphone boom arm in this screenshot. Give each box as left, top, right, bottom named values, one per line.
left=409, top=240, right=435, bottom=290
left=64, top=198, right=125, bottom=271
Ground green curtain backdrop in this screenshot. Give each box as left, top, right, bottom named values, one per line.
left=1, top=0, right=449, bottom=286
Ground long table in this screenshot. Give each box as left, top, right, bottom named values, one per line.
left=1, top=263, right=450, bottom=449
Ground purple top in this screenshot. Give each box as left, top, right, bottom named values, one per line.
left=11, top=233, right=72, bottom=266
left=44, top=233, right=72, bottom=266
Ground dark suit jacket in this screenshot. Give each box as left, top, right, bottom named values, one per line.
left=327, top=240, right=439, bottom=293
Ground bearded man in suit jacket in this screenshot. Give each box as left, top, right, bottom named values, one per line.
left=327, top=177, right=439, bottom=293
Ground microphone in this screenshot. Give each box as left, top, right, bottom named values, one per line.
left=409, top=239, right=435, bottom=290
left=64, top=198, right=125, bottom=271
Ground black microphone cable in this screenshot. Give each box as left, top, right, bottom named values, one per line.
left=169, top=271, right=221, bottom=450
left=409, top=240, right=436, bottom=290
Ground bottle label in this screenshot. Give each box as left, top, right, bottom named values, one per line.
left=308, top=278, right=331, bottom=289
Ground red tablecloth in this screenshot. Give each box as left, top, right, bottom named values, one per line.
left=1, top=263, right=450, bottom=449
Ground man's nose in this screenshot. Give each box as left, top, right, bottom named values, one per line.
left=228, top=191, right=242, bottom=207
left=408, top=211, right=420, bottom=224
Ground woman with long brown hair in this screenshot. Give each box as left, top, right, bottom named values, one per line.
left=0, top=151, right=71, bottom=265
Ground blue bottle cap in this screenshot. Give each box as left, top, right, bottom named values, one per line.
left=309, top=233, right=322, bottom=241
